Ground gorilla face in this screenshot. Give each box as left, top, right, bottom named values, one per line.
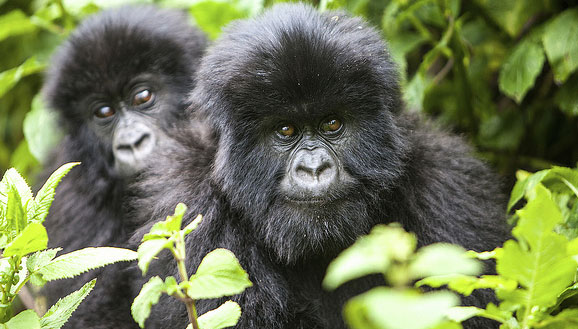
left=43, top=5, right=207, bottom=178
left=197, top=4, right=409, bottom=263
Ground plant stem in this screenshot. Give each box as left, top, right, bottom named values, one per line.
left=173, top=233, right=200, bottom=329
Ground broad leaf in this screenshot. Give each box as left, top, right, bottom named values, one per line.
left=0, top=168, right=32, bottom=208
left=40, top=279, right=95, bottom=329
left=409, top=243, right=482, bottom=279
left=3, top=222, right=47, bottom=257
left=28, top=162, right=80, bottom=223
left=344, top=288, right=459, bottom=329
left=37, top=247, right=137, bottom=281
left=26, top=248, right=61, bottom=273
left=198, top=301, right=242, bottom=329
left=137, top=238, right=170, bottom=275
left=131, top=276, right=165, bottom=328
left=498, top=40, right=545, bottom=103
left=0, top=57, right=45, bottom=99
left=187, top=248, right=252, bottom=299
left=4, top=310, right=40, bottom=329
left=0, top=10, right=36, bottom=42
left=542, top=9, right=578, bottom=83
left=555, top=74, right=578, bottom=116
left=417, top=274, right=516, bottom=296
left=23, top=95, right=64, bottom=163
left=324, top=224, right=416, bottom=290
left=6, top=187, right=26, bottom=235
left=475, top=0, right=542, bottom=37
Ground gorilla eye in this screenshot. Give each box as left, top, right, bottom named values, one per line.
left=277, top=124, right=296, bottom=138
left=94, top=106, right=115, bottom=118
left=321, top=118, right=342, bottom=133
left=132, top=89, right=153, bottom=106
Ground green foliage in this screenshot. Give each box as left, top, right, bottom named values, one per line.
left=324, top=223, right=482, bottom=329
left=132, top=203, right=251, bottom=329
left=418, top=166, right=578, bottom=328
left=0, top=164, right=138, bottom=328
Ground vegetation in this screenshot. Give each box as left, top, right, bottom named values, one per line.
left=0, top=0, right=577, bottom=328
left=132, top=203, right=252, bottom=329
left=0, top=163, right=137, bottom=328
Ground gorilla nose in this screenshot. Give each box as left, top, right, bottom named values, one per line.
left=116, top=132, right=151, bottom=153
left=292, top=149, right=337, bottom=191
left=113, top=126, right=156, bottom=173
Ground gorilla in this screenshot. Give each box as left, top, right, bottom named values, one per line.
left=130, top=3, right=509, bottom=329
left=39, top=5, right=207, bottom=328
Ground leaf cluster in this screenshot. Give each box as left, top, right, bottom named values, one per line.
left=132, top=203, right=252, bottom=329
left=323, top=223, right=482, bottom=329
left=0, top=163, right=137, bottom=328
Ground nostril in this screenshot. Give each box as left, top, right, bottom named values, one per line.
left=134, top=133, right=150, bottom=148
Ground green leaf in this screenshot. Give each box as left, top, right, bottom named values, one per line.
left=555, top=74, right=578, bottom=116
left=508, top=169, right=549, bottom=212
left=323, top=224, right=416, bottom=290
left=183, top=214, right=203, bottom=236
left=0, top=57, right=45, bottom=99
left=416, top=274, right=517, bottom=296
left=23, top=95, right=64, bottom=164
left=6, top=186, right=26, bottom=235
left=3, top=223, right=47, bottom=257
left=143, top=203, right=188, bottom=241
left=37, top=247, right=137, bottom=281
left=475, top=0, right=543, bottom=37
left=498, top=40, right=545, bottom=103
left=1, top=168, right=33, bottom=210
left=131, top=276, right=165, bottom=328
left=344, top=288, right=459, bottom=329
left=28, top=162, right=80, bottom=223
left=498, top=185, right=577, bottom=309
left=409, top=243, right=482, bottom=279
left=0, top=10, right=36, bottom=42
left=542, top=9, right=578, bottom=83
left=40, top=279, right=96, bottom=329
left=536, top=308, right=578, bottom=329
left=198, top=301, right=242, bottom=329
left=26, top=248, right=61, bottom=273
left=137, top=238, right=170, bottom=275
left=4, top=310, right=40, bottom=329
left=187, top=248, right=252, bottom=299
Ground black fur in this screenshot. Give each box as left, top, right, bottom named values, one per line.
left=129, top=3, right=509, bottom=329
left=39, top=5, right=207, bottom=328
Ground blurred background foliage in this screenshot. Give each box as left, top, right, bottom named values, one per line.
left=0, top=0, right=577, bottom=187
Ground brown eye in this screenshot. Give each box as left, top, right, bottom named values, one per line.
left=94, top=106, right=115, bottom=118
left=133, top=89, right=152, bottom=106
left=277, top=124, right=296, bottom=137
left=321, top=118, right=342, bottom=132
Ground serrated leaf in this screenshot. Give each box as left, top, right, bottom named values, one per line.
left=137, top=238, right=170, bottom=275
left=131, top=276, right=165, bottom=328
left=4, top=310, right=40, bottom=329
left=344, top=288, right=459, bottom=329
left=187, top=248, right=252, bottom=299
left=0, top=57, right=45, bottom=99
left=40, top=279, right=95, bottom=329
left=409, top=243, right=482, bottom=279
left=37, top=247, right=137, bottom=281
left=324, top=224, right=416, bottom=290
left=28, top=162, right=80, bottom=223
left=198, top=301, right=242, bottom=329
left=146, top=203, right=187, bottom=239
left=498, top=40, right=545, bottom=103
left=27, top=248, right=61, bottom=273
left=542, top=9, right=578, bottom=83
left=498, top=185, right=577, bottom=309
left=183, top=214, right=203, bottom=236
left=3, top=223, right=47, bottom=257
left=508, top=169, right=549, bottom=212
left=0, top=168, right=33, bottom=208
left=6, top=186, right=26, bottom=234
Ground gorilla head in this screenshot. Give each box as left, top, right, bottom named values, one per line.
left=194, top=4, right=410, bottom=263
left=43, top=5, right=207, bottom=177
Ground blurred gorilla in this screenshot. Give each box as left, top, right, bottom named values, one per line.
left=132, top=3, right=509, bottom=329
left=39, top=5, right=207, bottom=328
